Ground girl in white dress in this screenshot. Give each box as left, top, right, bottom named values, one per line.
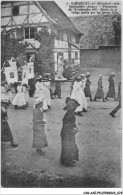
left=34, top=76, right=48, bottom=111
left=1, top=83, right=9, bottom=104
left=23, top=84, right=30, bottom=106
left=12, top=82, right=26, bottom=109
left=80, top=74, right=87, bottom=112
left=71, top=76, right=83, bottom=116
left=43, top=81, right=51, bottom=109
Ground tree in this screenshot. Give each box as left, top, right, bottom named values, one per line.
left=1, top=31, right=26, bottom=68
left=112, top=14, right=121, bottom=45
left=35, top=27, right=55, bottom=75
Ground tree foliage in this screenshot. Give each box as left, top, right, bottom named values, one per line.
left=1, top=31, right=26, bottom=68
left=112, top=14, right=121, bottom=45
left=35, top=27, right=55, bottom=75
left=71, top=14, right=121, bottom=48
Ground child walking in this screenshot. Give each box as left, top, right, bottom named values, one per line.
left=33, top=96, right=48, bottom=155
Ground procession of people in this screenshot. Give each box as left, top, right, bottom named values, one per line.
left=1, top=68, right=121, bottom=167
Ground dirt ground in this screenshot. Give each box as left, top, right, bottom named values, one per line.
left=1, top=67, right=122, bottom=188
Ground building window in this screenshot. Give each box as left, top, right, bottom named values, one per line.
left=26, top=53, right=31, bottom=62
left=58, top=31, right=63, bottom=41
left=10, top=72, right=14, bottom=78
left=12, top=6, right=19, bottom=16
left=26, top=53, right=35, bottom=62
left=75, top=52, right=78, bottom=59
left=30, top=27, right=35, bottom=39
left=71, top=34, right=76, bottom=43
left=76, top=37, right=79, bottom=44
left=24, top=27, right=36, bottom=39
left=25, top=28, right=29, bottom=39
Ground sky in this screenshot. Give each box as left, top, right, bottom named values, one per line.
left=55, top=0, right=121, bottom=17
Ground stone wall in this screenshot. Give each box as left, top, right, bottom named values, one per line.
left=80, top=47, right=121, bottom=71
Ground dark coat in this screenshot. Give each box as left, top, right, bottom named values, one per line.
left=60, top=110, right=79, bottom=166
left=106, top=77, right=116, bottom=98
left=54, top=81, right=61, bottom=97
left=1, top=107, right=13, bottom=142
left=84, top=78, right=91, bottom=97
left=95, top=79, right=104, bottom=99
left=33, top=107, right=48, bottom=149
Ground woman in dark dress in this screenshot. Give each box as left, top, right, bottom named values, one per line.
left=54, top=81, right=61, bottom=98
left=60, top=98, right=80, bottom=167
left=105, top=73, right=116, bottom=101
left=84, top=72, right=93, bottom=101
left=109, top=81, right=121, bottom=117
left=94, top=75, right=106, bottom=102
left=1, top=100, right=18, bottom=148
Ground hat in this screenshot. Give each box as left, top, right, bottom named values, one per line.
left=80, top=74, right=85, bottom=77
left=71, top=72, right=75, bottom=76
left=99, top=75, right=104, bottom=79
left=75, top=76, right=81, bottom=81
left=37, top=75, right=42, bottom=80
left=66, top=98, right=80, bottom=110
left=34, top=96, right=44, bottom=105
left=65, top=97, right=71, bottom=104
left=110, top=72, right=116, bottom=76
left=86, top=72, right=91, bottom=76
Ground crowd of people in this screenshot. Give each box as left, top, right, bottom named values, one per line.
left=1, top=71, right=121, bottom=167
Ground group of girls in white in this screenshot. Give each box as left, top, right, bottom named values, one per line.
left=1, top=81, right=30, bottom=109
left=12, top=82, right=30, bottom=109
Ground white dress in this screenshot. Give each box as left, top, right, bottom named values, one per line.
left=23, top=86, right=29, bottom=103
left=43, top=81, right=51, bottom=107
left=71, top=80, right=87, bottom=112
left=35, top=81, right=48, bottom=111
left=12, top=85, right=26, bottom=106
left=5, top=85, right=14, bottom=103
left=1, top=86, right=8, bottom=103
left=81, top=79, right=87, bottom=110
left=71, top=81, right=83, bottom=112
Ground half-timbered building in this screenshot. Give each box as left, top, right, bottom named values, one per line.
left=1, top=1, right=81, bottom=72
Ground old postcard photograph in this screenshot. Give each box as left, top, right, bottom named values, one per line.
left=1, top=0, right=122, bottom=193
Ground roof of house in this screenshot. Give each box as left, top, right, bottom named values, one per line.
left=36, top=1, right=81, bottom=34
left=1, top=1, right=81, bottom=35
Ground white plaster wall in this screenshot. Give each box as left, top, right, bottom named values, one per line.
left=71, top=35, right=76, bottom=43
left=1, top=17, right=11, bottom=26
left=71, top=52, right=75, bottom=59
left=29, top=14, right=47, bottom=23
left=54, top=53, right=57, bottom=71
left=63, top=31, right=67, bottom=41
left=1, top=7, right=11, bottom=16
left=54, top=40, right=68, bottom=49
left=64, top=52, right=68, bottom=60
left=19, top=5, right=28, bottom=14
left=29, top=4, right=40, bottom=14
left=13, top=15, right=27, bottom=25
left=41, top=16, right=48, bottom=22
